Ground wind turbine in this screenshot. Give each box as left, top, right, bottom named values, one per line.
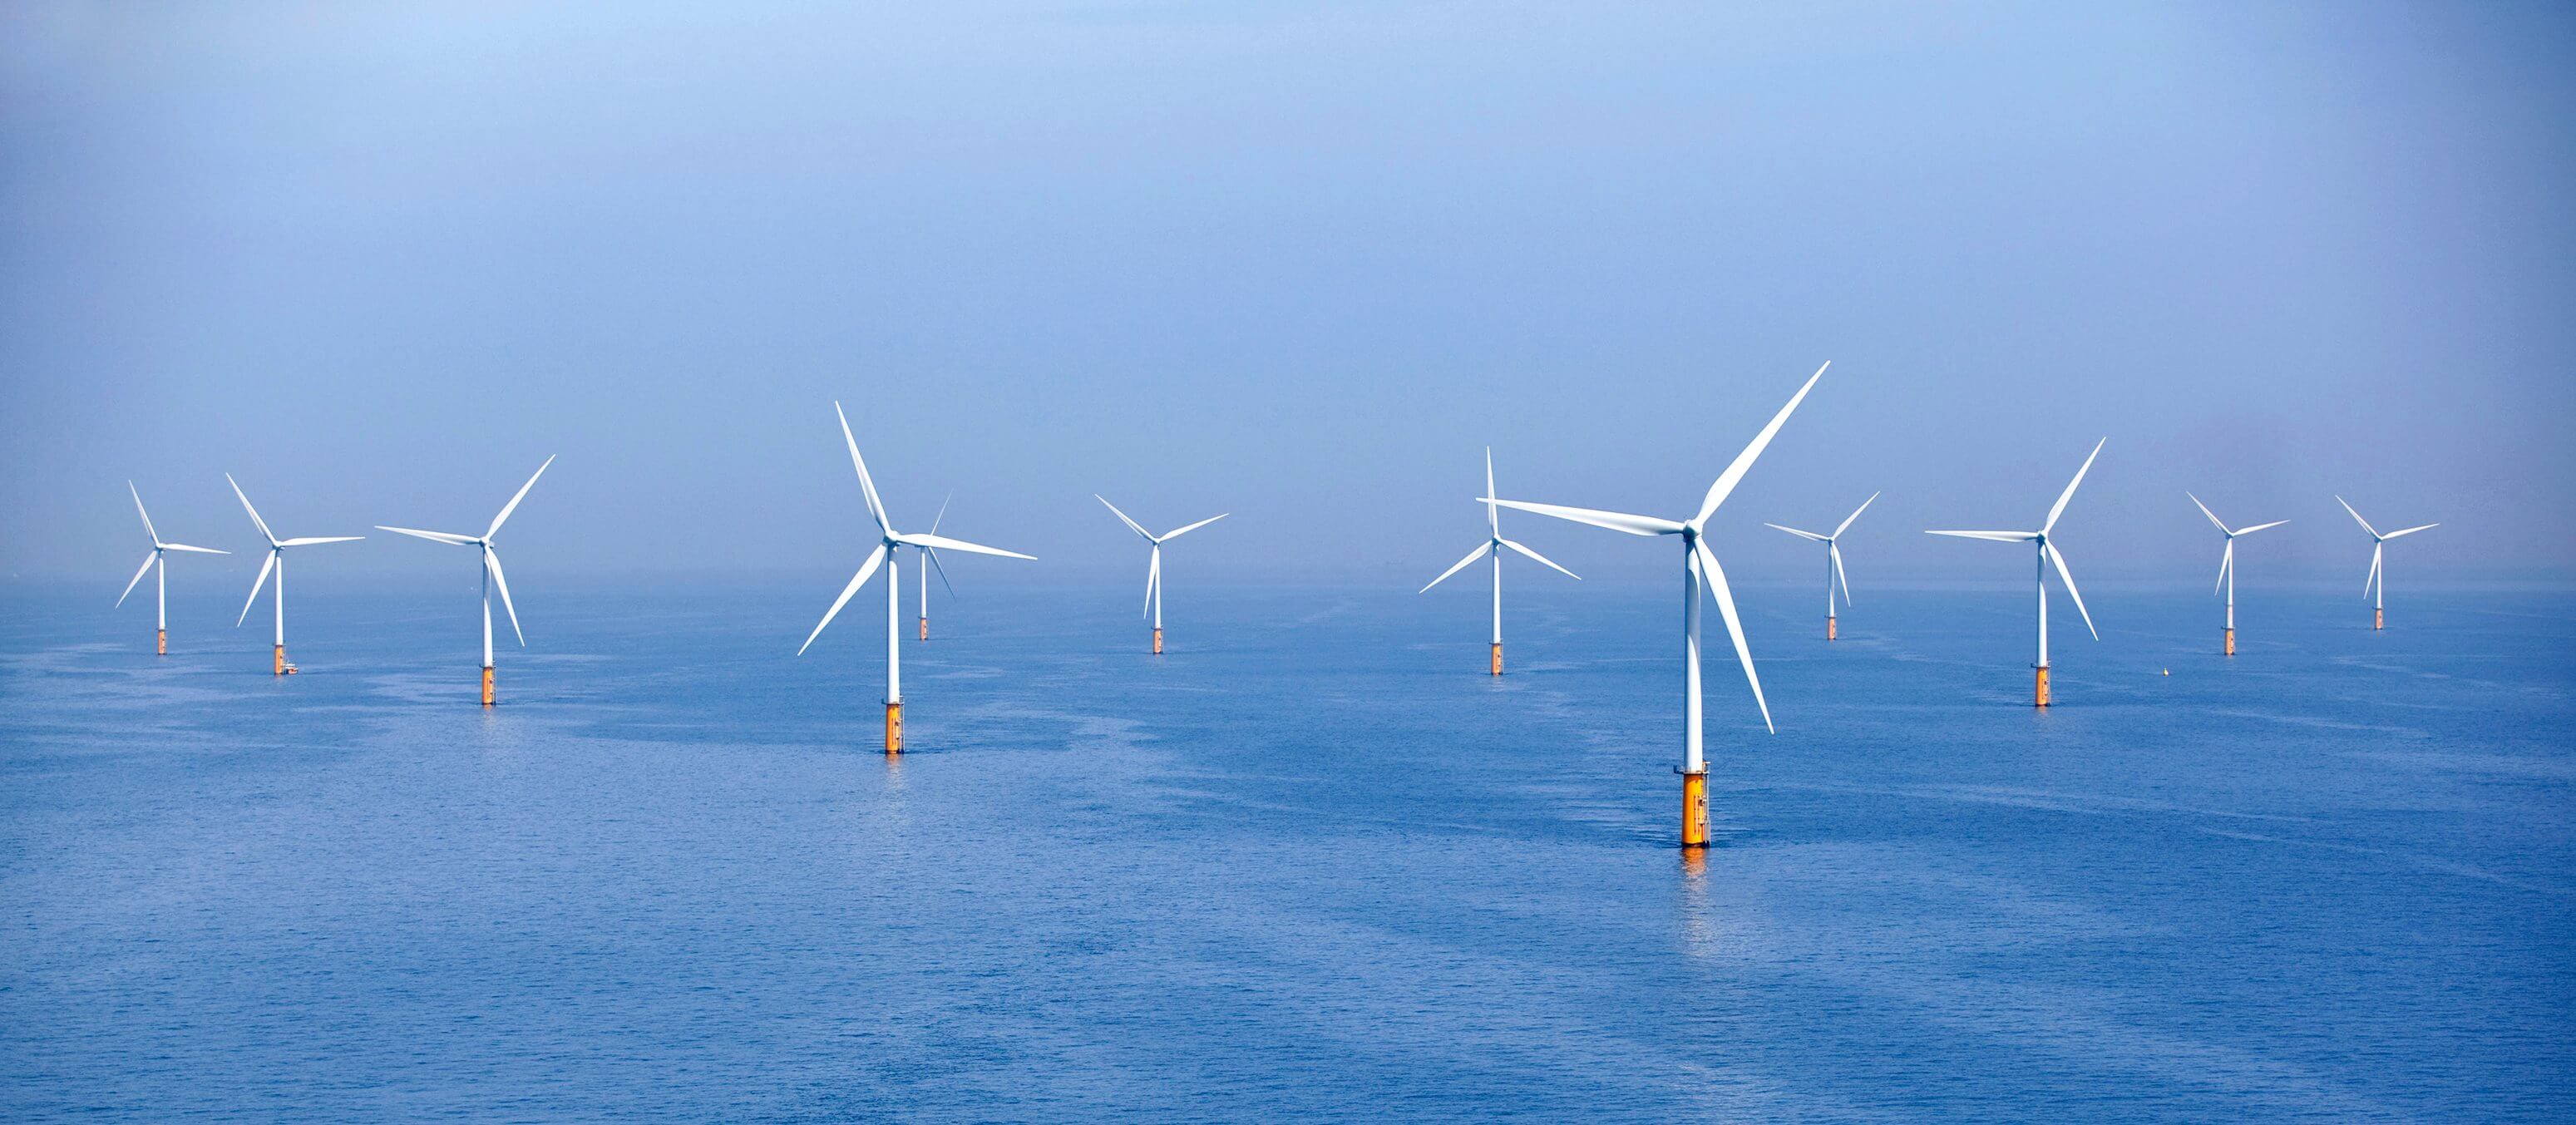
left=226, top=474, right=363, bottom=675
left=1096, top=496, right=1226, bottom=655
left=798, top=403, right=1033, bottom=752
left=1421, top=449, right=1578, bottom=675
left=116, top=482, right=230, bottom=655
left=914, top=492, right=957, bottom=641
left=1483, top=361, right=1828, bottom=849
left=1926, top=438, right=2105, bottom=708
left=1764, top=491, right=1879, bottom=641
left=376, top=456, right=555, bottom=706
left=2337, top=496, right=2437, bottom=631
left=2187, top=493, right=2286, bottom=656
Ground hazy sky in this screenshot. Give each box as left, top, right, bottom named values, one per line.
left=5, top=2, right=2571, bottom=592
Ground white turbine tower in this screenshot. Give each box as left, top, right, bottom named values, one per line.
left=116, top=482, right=230, bottom=655
left=1483, top=361, right=1828, bottom=849
left=799, top=403, right=1034, bottom=752
left=2187, top=493, right=2286, bottom=656
left=1764, top=491, right=1879, bottom=641
left=2337, top=496, right=2437, bottom=631
left=1926, top=438, right=2105, bottom=708
left=1096, top=496, right=1226, bottom=655
left=1421, top=449, right=1578, bottom=675
left=376, top=456, right=555, bottom=706
left=914, top=492, right=957, bottom=641
left=227, top=474, right=363, bottom=676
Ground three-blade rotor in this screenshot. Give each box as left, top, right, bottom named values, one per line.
left=800, top=404, right=1032, bottom=654
left=117, top=482, right=229, bottom=607
left=1421, top=448, right=1580, bottom=594
left=1925, top=438, right=2105, bottom=641
left=1764, top=490, right=1878, bottom=609
left=227, top=473, right=363, bottom=626
left=375, top=456, right=555, bottom=645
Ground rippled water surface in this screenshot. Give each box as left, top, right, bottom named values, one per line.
left=3, top=580, right=2570, bottom=1120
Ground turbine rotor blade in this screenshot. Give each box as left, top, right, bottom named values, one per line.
left=2336, top=496, right=2380, bottom=540
left=129, top=481, right=160, bottom=545
left=1696, top=361, right=1829, bottom=525
left=2382, top=523, right=2439, bottom=540
left=1693, top=539, right=1772, bottom=734
left=2046, top=542, right=2098, bottom=640
left=893, top=532, right=1034, bottom=560
left=797, top=544, right=887, bottom=655
left=158, top=543, right=228, bottom=555
left=1144, top=545, right=1161, bottom=619
left=2216, top=540, right=2233, bottom=595
left=377, top=525, right=480, bottom=546
left=226, top=474, right=277, bottom=545
left=835, top=402, right=890, bottom=533
left=485, top=547, right=524, bottom=646
left=1926, top=530, right=2040, bottom=543
left=1485, top=499, right=1683, bottom=537
left=238, top=551, right=277, bottom=626
left=1831, top=542, right=1852, bottom=606
left=486, top=454, right=555, bottom=539
left=2366, top=543, right=2383, bottom=599
left=2187, top=491, right=2230, bottom=535
left=930, top=491, right=951, bottom=535
left=1420, top=542, right=1492, bottom=593
left=1096, top=495, right=1152, bottom=540
left=925, top=546, right=956, bottom=599
left=1484, top=447, right=1499, bottom=535
left=1159, top=513, right=1227, bottom=540
left=1833, top=491, right=1881, bottom=539
left=1765, top=523, right=1830, bottom=543
left=2234, top=519, right=2290, bottom=535
left=277, top=536, right=364, bottom=547
left=116, top=550, right=156, bottom=607
left=2042, top=437, right=2107, bottom=535
left=1500, top=538, right=1579, bottom=580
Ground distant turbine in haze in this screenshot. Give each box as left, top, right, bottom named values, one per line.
left=227, top=474, right=363, bottom=676
left=1483, top=361, right=1828, bottom=849
left=378, top=456, right=555, bottom=706
left=1764, top=490, right=1879, bottom=641
left=2337, top=496, right=2437, bottom=631
left=1420, top=448, right=1578, bottom=675
left=1927, top=438, right=2105, bottom=708
left=799, top=403, right=1034, bottom=752
left=1096, top=496, right=1226, bottom=655
left=116, top=482, right=229, bottom=656
left=2186, top=492, right=2285, bottom=656
left=914, top=492, right=956, bottom=641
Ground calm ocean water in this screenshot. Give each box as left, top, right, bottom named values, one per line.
left=2, top=578, right=2569, bottom=1120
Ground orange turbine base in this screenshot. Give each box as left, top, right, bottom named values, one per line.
left=885, top=701, right=903, bottom=754
left=1152, top=628, right=1163, bottom=655
left=274, top=644, right=287, bottom=677
left=919, top=617, right=929, bottom=642
left=1489, top=643, right=1503, bottom=676
left=156, top=629, right=167, bottom=656
left=2035, top=665, right=2050, bottom=708
left=1681, top=771, right=1710, bottom=849
left=2375, top=609, right=2384, bottom=630
left=481, top=666, right=496, bottom=707
left=2224, top=628, right=2236, bottom=657
left=1827, top=616, right=1837, bottom=642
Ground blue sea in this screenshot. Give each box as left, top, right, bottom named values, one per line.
left=2, top=579, right=2570, bottom=1120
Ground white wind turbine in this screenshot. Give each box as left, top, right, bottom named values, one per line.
left=798, top=403, right=1034, bottom=752
left=1926, top=438, right=2105, bottom=708
left=227, top=474, right=364, bottom=675
left=116, top=482, right=230, bottom=655
left=1483, top=361, right=1829, bottom=850
left=2337, top=496, right=2437, bottom=631
left=2187, top=493, right=2286, bottom=656
left=1764, top=491, right=1879, bottom=641
left=913, top=492, right=957, bottom=641
left=1096, top=496, right=1226, bottom=655
left=376, top=456, right=555, bottom=706
left=1421, top=449, right=1578, bottom=675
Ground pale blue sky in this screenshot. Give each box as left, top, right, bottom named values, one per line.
left=4, top=2, right=2570, bottom=590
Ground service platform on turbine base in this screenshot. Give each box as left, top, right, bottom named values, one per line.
left=1680, top=770, right=1710, bottom=849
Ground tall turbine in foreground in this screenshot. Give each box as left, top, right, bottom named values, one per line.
left=377, top=456, right=555, bottom=705
left=1926, top=439, right=2105, bottom=708
left=1483, top=361, right=1828, bottom=849
left=1096, top=496, right=1226, bottom=654
left=1420, top=449, right=1579, bottom=675
left=1764, top=491, right=1879, bottom=640
left=116, top=482, right=230, bottom=655
left=799, top=404, right=1033, bottom=752
left=227, top=474, right=363, bottom=675
left=2337, top=496, right=2438, bottom=630
left=914, top=492, right=955, bottom=641
left=2187, top=493, right=2286, bottom=656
